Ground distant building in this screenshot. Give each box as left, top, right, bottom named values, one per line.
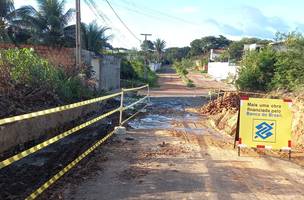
left=270, top=41, right=287, bottom=52
left=243, top=43, right=264, bottom=52
left=209, top=48, right=226, bottom=62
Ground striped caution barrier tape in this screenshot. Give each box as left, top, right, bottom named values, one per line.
left=0, top=92, right=122, bottom=127
left=122, top=84, right=148, bottom=92
left=26, top=130, right=115, bottom=200
left=0, top=107, right=120, bottom=170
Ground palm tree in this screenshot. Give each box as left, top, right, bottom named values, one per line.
left=14, top=0, right=74, bottom=46
left=0, top=0, right=14, bottom=41
left=153, top=38, right=166, bottom=63
left=82, top=21, right=111, bottom=54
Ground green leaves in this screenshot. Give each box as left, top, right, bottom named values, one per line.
left=1, top=48, right=93, bottom=102
left=272, top=33, right=304, bottom=91
left=236, top=47, right=276, bottom=91
left=14, top=0, right=75, bottom=46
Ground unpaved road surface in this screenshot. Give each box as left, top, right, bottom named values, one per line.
left=149, top=67, right=233, bottom=97
left=45, top=97, right=304, bottom=200
left=40, top=68, right=304, bottom=200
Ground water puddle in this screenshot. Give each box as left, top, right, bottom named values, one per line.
left=129, top=114, right=173, bottom=129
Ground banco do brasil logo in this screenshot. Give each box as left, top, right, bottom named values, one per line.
left=255, top=122, right=274, bottom=140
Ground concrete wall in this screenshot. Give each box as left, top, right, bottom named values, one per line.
left=100, top=55, right=121, bottom=91
left=80, top=51, right=121, bottom=91
left=149, top=63, right=161, bottom=72
left=208, top=62, right=238, bottom=81
left=0, top=44, right=121, bottom=91
left=0, top=103, right=103, bottom=154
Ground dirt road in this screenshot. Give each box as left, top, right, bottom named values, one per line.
left=42, top=69, right=304, bottom=200
left=149, top=67, right=233, bottom=97
left=45, top=97, right=304, bottom=200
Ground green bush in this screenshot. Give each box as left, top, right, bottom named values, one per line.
left=271, top=33, right=304, bottom=91
left=120, top=58, right=138, bottom=80
left=2, top=48, right=59, bottom=87
left=236, top=47, right=276, bottom=91
left=173, top=59, right=196, bottom=88
left=120, top=58, right=158, bottom=87
left=1, top=48, right=94, bottom=102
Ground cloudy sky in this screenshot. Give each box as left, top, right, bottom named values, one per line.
left=14, top=0, right=304, bottom=49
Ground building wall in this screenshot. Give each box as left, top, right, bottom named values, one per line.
left=208, top=62, right=238, bottom=81
left=100, top=55, right=121, bottom=91
left=149, top=63, right=161, bottom=72
left=0, top=44, right=121, bottom=91
left=0, top=103, right=101, bottom=154
left=0, top=44, right=76, bottom=72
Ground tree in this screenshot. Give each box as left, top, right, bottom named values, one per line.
left=236, top=47, right=276, bottom=91
left=228, top=38, right=272, bottom=62
left=272, top=32, right=304, bottom=91
left=153, top=38, right=166, bottom=63
left=141, top=40, right=154, bottom=52
left=189, top=39, right=203, bottom=56
left=190, top=35, right=231, bottom=56
left=82, top=21, right=111, bottom=54
left=0, top=0, right=13, bottom=41
left=228, top=41, right=244, bottom=61
left=164, top=47, right=190, bottom=64
left=14, top=0, right=74, bottom=46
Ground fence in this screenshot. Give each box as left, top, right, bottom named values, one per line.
left=0, top=84, right=149, bottom=199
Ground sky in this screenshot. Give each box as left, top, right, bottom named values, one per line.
left=14, top=0, right=304, bottom=49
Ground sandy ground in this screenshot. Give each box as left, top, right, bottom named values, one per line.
left=149, top=67, right=233, bottom=97
left=47, top=105, right=304, bottom=200
left=39, top=67, right=304, bottom=200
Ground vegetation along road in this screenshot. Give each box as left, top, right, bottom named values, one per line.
left=40, top=67, right=304, bottom=200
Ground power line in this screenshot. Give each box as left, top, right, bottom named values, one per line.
left=104, top=0, right=141, bottom=43
left=116, top=0, right=201, bottom=26
left=83, top=0, right=136, bottom=48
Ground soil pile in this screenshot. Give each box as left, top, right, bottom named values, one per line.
left=0, top=85, right=62, bottom=119
left=200, top=92, right=240, bottom=115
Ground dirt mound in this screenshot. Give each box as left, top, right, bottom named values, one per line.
left=200, top=92, right=240, bottom=115
left=0, top=84, right=62, bottom=119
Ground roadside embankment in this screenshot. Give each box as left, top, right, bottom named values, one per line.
left=200, top=92, right=304, bottom=147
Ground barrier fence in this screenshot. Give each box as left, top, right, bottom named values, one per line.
left=0, top=84, right=149, bottom=200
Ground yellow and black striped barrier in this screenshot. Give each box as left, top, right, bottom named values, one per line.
left=0, top=84, right=150, bottom=199
left=26, top=130, right=115, bottom=200
left=0, top=92, right=122, bottom=127
left=0, top=107, right=120, bottom=169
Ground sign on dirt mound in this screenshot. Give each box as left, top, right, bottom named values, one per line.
left=238, top=97, right=292, bottom=151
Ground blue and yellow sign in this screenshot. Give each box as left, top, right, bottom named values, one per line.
left=239, top=97, right=292, bottom=149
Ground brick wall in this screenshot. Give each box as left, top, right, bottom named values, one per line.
left=0, top=43, right=76, bottom=70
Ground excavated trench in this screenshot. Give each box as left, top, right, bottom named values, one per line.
left=0, top=96, right=210, bottom=200
left=0, top=94, right=148, bottom=200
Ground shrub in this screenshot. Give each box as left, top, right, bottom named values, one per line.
left=1, top=48, right=94, bottom=102
left=120, top=58, right=138, bottom=80
left=120, top=58, right=158, bottom=87
left=236, top=47, right=276, bottom=91
left=271, top=33, right=304, bottom=91
left=2, top=48, right=60, bottom=87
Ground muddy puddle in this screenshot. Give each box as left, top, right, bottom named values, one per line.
left=127, top=97, right=232, bottom=142
left=128, top=97, right=207, bottom=131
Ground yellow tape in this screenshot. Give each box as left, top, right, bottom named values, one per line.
left=0, top=108, right=120, bottom=170
left=26, top=130, right=115, bottom=200
left=123, top=84, right=148, bottom=92
left=0, top=92, right=122, bottom=127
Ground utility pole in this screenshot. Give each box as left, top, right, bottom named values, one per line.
left=76, top=0, right=81, bottom=70
left=140, top=33, right=152, bottom=80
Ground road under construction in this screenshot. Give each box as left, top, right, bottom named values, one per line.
left=1, top=69, right=304, bottom=200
